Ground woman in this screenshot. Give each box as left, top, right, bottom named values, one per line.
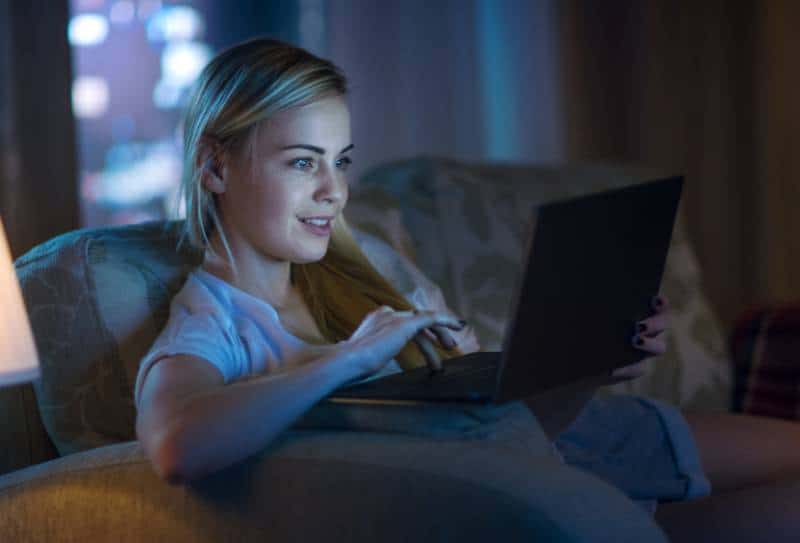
left=134, top=37, right=800, bottom=540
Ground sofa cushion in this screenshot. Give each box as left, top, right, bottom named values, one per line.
left=349, top=158, right=733, bottom=411
left=731, top=304, right=800, bottom=419
left=15, top=221, right=201, bottom=455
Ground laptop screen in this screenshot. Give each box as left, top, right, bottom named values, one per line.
left=495, top=176, right=684, bottom=401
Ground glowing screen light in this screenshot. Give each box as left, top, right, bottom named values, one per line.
left=161, top=41, right=213, bottom=87
left=68, top=13, right=110, bottom=47
left=72, top=76, right=110, bottom=118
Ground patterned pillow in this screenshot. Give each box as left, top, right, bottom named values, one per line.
left=349, top=158, right=733, bottom=411
left=731, top=305, right=800, bottom=419
left=16, top=221, right=199, bottom=455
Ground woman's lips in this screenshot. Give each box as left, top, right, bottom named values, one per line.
left=299, top=218, right=332, bottom=237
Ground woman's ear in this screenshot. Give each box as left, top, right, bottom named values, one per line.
left=197, top=136, right=227, bottom=194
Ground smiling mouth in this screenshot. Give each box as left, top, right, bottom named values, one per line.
left=298, top=217, right=333, bottom=226
left=298, top=217, right=333, bottom=236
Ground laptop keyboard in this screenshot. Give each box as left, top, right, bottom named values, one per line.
left=428, top=363, right=497, bottom=382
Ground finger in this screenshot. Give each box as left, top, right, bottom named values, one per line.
left=635, top=313, right=669, bottom=337
left=420, top=326, right=457, bottom=350
left=631, top=333, right=667, bottom=355
left=641, top=329, right=665, bottom=340
left=421, top=327, right=438, bottom=343
left=428, top=324, right=458, bottom=350
left=611, top=360, right=649, bottom=380
left=410, top=309, right=465, bottom=331
left=652, top=295, right=669, bottom=313
left=414, top=333, right=442, bottom=372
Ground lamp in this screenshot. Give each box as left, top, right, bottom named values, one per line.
left=0, top=217, right=40, bottom=387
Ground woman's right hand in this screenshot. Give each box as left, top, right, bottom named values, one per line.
left=336, top=305, right=465, bottom=379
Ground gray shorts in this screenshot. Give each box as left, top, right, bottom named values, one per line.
left=552, top=394, right=711, bottom=513
left=294, top=394, right=711, bottom=514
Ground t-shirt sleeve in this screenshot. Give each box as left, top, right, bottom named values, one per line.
left=134, top=308, right=246, bottom=410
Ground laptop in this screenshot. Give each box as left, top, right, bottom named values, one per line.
left=328, top=176, right=684, bottom=405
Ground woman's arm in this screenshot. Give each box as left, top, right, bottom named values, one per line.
left=136, top=306, right=464, bottom=485
left=136, top=348, right=359, bottom=485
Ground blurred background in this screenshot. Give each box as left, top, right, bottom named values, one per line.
left=0, top=0, right=798, bottom=335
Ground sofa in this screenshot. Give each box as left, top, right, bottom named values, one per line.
left=0, top=157, right=746, bottom=541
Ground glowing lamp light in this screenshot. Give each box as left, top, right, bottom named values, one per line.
left=0, top=218, right=40, bottom=388
left=68, top=13, right=110, bottom=47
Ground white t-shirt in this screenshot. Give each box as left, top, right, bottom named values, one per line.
left=134, top=267, right=480, bottom=410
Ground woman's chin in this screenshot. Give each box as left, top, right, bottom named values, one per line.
left=292, top=247, right=328, bottom=264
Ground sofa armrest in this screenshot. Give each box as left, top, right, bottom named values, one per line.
left=731, top=304, right=800, bottom=419
left=0, top=431, right=666, bottom=542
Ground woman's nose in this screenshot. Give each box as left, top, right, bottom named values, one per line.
left=316, top=167, right=346, bottom=204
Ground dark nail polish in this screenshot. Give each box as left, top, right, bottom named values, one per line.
left=637, top=323, right=647, bottom=333
left=635, top=336, right=645, bottom=346
left=653, top=296, right=664, bottom=308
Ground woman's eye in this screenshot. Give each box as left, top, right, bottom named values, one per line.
left=336, top=156, right=352, bottom=171
left=291, top=158, right=314, bottom=170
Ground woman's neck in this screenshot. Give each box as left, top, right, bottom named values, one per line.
left=202, top=232, right=296, bottom=310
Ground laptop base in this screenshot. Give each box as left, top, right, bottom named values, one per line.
left=328, top=351, right=502, bottom=404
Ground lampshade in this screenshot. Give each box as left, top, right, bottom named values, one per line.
left=0, top=218, right=40, bottom=387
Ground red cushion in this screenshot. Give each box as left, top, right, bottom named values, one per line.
left=730, top=304, right=800, bottom=419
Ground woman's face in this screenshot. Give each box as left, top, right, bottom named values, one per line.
left=214, top=95, right=352, bottom=265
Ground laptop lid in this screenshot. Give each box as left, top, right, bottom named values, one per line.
left=493, top=175, right=684, bottom=402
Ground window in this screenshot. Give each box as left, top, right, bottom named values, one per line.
left=69, top=0, right=299, bottom=226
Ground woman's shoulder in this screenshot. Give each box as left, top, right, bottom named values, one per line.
left=171, top=268, right=289, bottom=347
left=171, top=268, right=236, bottom=320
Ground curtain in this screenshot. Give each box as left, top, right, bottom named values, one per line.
left=755, top=0, right=800, bottom=311
left=558, top=0, right=800, bottom=329
left=0, top=0, right=79, bottom=258
left=319, top=0, right=566, bottom=182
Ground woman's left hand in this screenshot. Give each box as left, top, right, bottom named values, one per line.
left=608, top=295, right=670, bottom=383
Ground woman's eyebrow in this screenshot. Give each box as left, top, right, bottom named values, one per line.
left=280, top=143, right=354, bottom=155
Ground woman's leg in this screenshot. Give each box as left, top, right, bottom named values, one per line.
left=682, top=410, right=800, bottom=492
left=654, top=478, right=800, bottom=542
left=654, top=410, right=800, bottom=542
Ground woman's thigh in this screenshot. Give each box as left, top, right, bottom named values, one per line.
left=682, top=410, right=800, bottom=494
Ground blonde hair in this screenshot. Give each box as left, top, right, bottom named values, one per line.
left=178, top=37, right=462, bottom=370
